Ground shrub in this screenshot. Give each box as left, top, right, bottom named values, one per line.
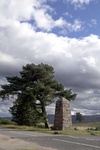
left=95, top=127, right=100, bottom=130
left=0, top=118, right=13, bottom=125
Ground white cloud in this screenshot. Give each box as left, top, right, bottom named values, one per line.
left=91, top=19, right=97, bottom=25
left=83, top=56, right=96, bottom=67
left=0, top=98, right=14, bottom=117
left=46, top=103, right=55, bottom=114
left=66, top=0, right=94, bottom=4
left=88, top=19, right=97, bottom=28
left=71, top=93, right=100, bottom=115
left=67, top=0, right=93, bottom=4
left=32, top=5, right=69, bottom=31
left=0, top=0, right=100, bottom=116
left=0, top=23, right=100, bottom=115
left=33, top=8, right=54, bottom=31
left=0, top=0, right=84, bottom=33
left=64, top=0, right=94, bottom=8
left=63, top=12, right=73, bottom=18
left=67, top=19, right=83, bottom=32
left=0, top=0, right=34, bottom=21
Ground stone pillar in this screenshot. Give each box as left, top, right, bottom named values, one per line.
left=54, top=97, right=72, bottom=130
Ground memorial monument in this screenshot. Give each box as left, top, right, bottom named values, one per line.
left=54, top=97, right=72, bottom=130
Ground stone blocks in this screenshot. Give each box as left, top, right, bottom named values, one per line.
left=54, top=97, right=72, bottom=130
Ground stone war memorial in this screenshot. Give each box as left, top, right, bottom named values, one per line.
left=54, top=97, right=72, bottom=130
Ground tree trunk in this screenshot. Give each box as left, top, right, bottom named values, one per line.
left=44, top=117, right=49, bottom=129
left=41, top=103, right=49, bottom=129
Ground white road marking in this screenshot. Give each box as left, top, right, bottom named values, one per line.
left=85, top=138, right=99, bottom=141
left=67, top=135, right=80, bottom=138
left=53, top=138, right=100, bottom=149
left=67, top=135, right=100, bottom=141
left=10, top=131, right=37, bottom=137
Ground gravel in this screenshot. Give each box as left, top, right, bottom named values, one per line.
left=0, top=134, right=57, bottom=150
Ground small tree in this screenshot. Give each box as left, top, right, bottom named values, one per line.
left=76, top=112, right=84, bottom=123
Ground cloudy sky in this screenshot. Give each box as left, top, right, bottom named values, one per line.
left=0, top=0, right=100, bottom=117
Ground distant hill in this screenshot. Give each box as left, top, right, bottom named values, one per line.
left=48, top=114, right=54, bottom=124
left=2, top=115, right=100, bottom=124
left=48, top=114, right=100, bottom=124
left=2, top=117, right=12, bottom=120
left=72, top=115, right=100, bottom=124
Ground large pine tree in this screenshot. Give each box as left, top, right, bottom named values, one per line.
left=0, top=63, right=77, bottom=128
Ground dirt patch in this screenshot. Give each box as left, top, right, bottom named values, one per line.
left=0, top=134, right=57, bottom=150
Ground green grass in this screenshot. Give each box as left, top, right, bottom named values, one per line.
left=87, top=130, right=100, bottom=135
left=73, top=122, right=100, bottom=128
left=0, top=122, right=100, bottom=136
left=0, top=124, right=53, bottom=133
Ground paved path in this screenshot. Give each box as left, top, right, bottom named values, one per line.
left=0, top=128, right=100, bottom=150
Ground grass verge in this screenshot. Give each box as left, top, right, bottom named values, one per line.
left=0, top=122, right=100, bottom=136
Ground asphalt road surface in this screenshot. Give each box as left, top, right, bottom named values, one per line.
left=0, top=128, right=100, bottom=150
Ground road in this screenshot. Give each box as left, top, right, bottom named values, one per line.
left=0, top=128, right=100, bottom=150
